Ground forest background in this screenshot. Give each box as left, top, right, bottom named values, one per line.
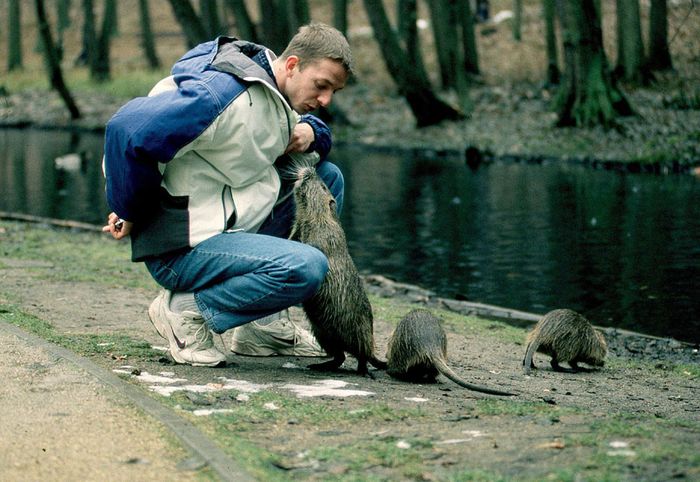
left=1, top=0, right=699, bottom=172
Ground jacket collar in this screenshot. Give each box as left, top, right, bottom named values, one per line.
left=210, top=37, right=278, bottom=88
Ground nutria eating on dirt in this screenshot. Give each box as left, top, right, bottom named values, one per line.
left=386, top=309, right=515, bottom=396
left=287, top=159, right=387, bottom=377
left=522, top=308, right=607, bottom=374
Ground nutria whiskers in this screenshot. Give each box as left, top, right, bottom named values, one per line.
left=522, top=308, right=607, bottom=374
left=288, top=157, right=387, bottom=377
left=387, top=309, right=515, bottom=396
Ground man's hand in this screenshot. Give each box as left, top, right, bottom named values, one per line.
left=285, top=122, right=315, bottom=154
left=102, top=212, right=132, bottom=240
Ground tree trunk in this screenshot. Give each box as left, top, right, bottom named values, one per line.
left=259, top=0, right=290, bottom=53
left=449, top=0, right=471, bottom=113
left=105, top=0, right=118, bottom=37
left=224, top=0, right=258, bottom=41
left=459, top=0, right=479, bottom=74
left=93, top=0, right=116, bottom=81
left=76, top=0, right=97, bottom=67
left=397, top=0, right=429, bottom=82
left=200, top=0, right=223, bottom=37
left=428, top=0, right=456, bottom=89
left=513, top=0, right=523, bottom=41
left=333, top=0, right=348, bottom=37
left=647, top=0, right=672, bottom=71
left=168, top=0, right=209, bottom=47
left=139, top=0, right=161, bottom=69
left=615, top=0, right=649, bottom=84
left=555, top=0, right=633, bottom=128
left=55, top=0, right=72, bottom=60
left=543, top=0, right=560, bottom=85
left=34, top=0, right=81, bottom=119
left=7, top=0, right=23, bottom=71
left=57, top=0, right=72, bottom=31
left=363, top=0, right=464, bottom=127
left=288, top=0, right=310, bottom=32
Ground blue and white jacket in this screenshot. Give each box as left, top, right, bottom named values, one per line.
left=103, top=37, right=331, bottom=261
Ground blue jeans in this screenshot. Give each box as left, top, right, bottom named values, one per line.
left=144, top=161, right=344, bottom=334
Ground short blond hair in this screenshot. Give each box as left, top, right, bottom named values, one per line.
left=280, top=23, right=354, bottom=77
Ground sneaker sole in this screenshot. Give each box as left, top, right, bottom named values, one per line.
left=231, top=339, right=326, bottom=357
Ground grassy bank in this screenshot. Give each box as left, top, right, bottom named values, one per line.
left=1, top=220, right=698, bottom=481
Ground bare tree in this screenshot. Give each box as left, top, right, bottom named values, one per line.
left=363, top=0, right=464, bottom=127
left=333, top=0, right=348, bottom=37
left=543, top=0, right=559, bottom=85
left=7, top=0, right=23, bottom=71
left=93, top=0, right=117, bottom=81
left=555, top=0, right=633, bottom=128
left=139, top=0, right=161, bottom=69
left=459, top=0, right=479, bottom=75
left=34, top=0, right=81, bottom=119
left=75, top=0, right=115, bottom=80
left=200, top=0, right=224, bottom=37
left=428, top=0, right=457, bottom=89
left=397, top=0, right=429, bottom=81
left=512, top=0, right=523, bottom=41
left=615, top=0, right=650, bottom=84
left=224, top=0, right=258, bottom=41
left=287, top=0, right=311, bottom=33
left=259, top=0, right=291, bottom=53
left=647, top=0, right=672, bottom=71
left=56, top=0, right=72, bottom=60
left=168, top=0, right=209, bottom=47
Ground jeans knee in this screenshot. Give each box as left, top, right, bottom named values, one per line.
left=300, top=247, right=329, bottom=295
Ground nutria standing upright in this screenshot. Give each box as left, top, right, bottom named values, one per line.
left=522, top=308, right=607, bottom=374
left=386, top=309, right=515, bottom=396
left=288, top=162, right=387, bottom=376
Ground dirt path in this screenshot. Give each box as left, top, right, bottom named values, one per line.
left=2, top=251, right=699, bottom=480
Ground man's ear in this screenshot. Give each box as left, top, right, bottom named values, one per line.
left=285, top=55, right=300, bottom=75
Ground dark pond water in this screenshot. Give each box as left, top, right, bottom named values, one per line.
left=2, top=128, right=699, bottom=343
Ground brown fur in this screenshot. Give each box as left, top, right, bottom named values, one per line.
left=387, top=309, right=515, bottom=396
left=522, top=309, right=607, bottom=374
left=289, top=164, right=386, bottom=376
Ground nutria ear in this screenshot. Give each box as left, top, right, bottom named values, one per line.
left=329, top=198, right=337, bottom=212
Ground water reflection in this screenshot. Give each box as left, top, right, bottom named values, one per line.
left=1, top=129, right=699, bottom=343
left=0, top=129, right=109, bottom=225
left=333, top=146, right=700, bottom=343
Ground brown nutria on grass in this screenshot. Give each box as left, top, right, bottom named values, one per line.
left=522, top=308, right=607, bottom=374
left=287, top=159, right=387, bottom=377
left=386, top=309, right=515, bottom=396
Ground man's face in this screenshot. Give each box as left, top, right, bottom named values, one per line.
left=282, top=57, right=348, bottom=114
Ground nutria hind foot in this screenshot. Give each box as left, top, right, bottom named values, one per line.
left=551, top=360, right=593, bottom=373
left=355, top=359, right=381, bottom=379
left=369, top=357, right=388, bottom=370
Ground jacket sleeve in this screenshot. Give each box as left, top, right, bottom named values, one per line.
left=103, top=80, right=220, bottom=222
left=299, top=114, right=331, bottom=161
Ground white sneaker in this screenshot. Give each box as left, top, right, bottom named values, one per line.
left=230, top=310, right=327, bottom=357
left=148, top=290, right=227, bottom=367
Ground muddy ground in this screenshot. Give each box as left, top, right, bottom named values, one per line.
left=2, top=247, right=698, bottom=480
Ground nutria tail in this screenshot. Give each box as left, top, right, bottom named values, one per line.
left=522, top=338, right=540, bottom=375
left=433, top=356, right=515, bottom=396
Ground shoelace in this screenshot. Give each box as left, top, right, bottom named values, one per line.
left=193, top=322, right=214, bottom=349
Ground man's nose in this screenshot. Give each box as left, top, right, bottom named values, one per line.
left=318, top=91, right=332, bottom=107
